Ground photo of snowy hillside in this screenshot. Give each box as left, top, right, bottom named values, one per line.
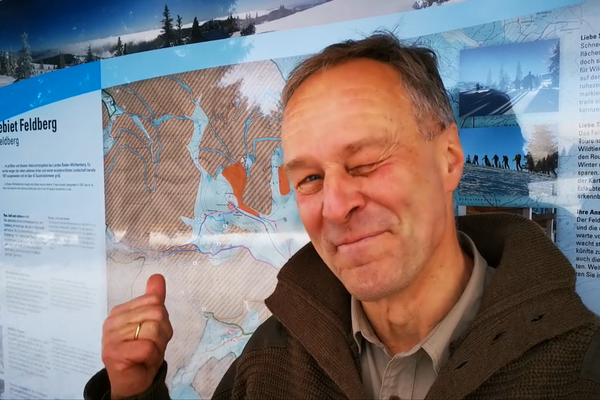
left=0, top=33, right=60, bottom=88
left=0, top=0, right=475, bottom=88
left=458, top=39, right=560, bottom=117
left=254, top=0, right=472, bottom=33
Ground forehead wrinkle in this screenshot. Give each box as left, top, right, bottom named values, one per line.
left=285, top=61, right=410, bottom=102
left=288, top=86, right=412, bottom=124
left=321, top=86, right=407, bottom=109
left=282, top=63, right=417, bottom=146
left=289, top=69, right=407, bottom=107
left=288, top=91, right=401, bottom=120
left=283, top=105, right=405, bottom=148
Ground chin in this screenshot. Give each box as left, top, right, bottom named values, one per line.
left=338, top=267, right=394, bottom=302
left=347, top=285, right=391, bottom=303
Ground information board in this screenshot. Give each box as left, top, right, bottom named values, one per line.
left=0, top=0, right=599, bottom=398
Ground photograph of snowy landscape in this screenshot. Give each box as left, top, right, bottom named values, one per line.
left=458, top=39, right=560, bottom=117
left=0, top=0, right=475, bottom=88
left=457, top=124, right=559, bottom=199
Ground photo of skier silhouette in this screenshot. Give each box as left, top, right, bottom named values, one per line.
left=458, top=39, right=560, bottom=117
left=458, top=124, right=558, bottom=198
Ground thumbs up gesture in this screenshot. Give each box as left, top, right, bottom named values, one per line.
left=101, top=274, right=173, bottom=399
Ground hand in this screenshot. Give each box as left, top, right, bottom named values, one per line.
left=101, top=274, right=173, bottom=399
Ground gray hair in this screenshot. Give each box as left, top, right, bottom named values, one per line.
left=281, top=30, right=456, bottom=139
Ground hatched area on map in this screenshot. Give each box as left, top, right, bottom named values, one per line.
left=101, top=59, right=309, bottom=398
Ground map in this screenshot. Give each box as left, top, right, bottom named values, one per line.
left=100, top=2, right=598, bottom=397
left=101, top=60, right=310, bottom=398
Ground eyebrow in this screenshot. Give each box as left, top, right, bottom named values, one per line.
left=284, top=136, right=388, bottom=172
left=284, top=158, right=309, bottom=173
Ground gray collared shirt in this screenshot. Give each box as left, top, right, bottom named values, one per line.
left=351, top=232, right=495, bottom=400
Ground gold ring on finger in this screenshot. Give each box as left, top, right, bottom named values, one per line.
left=134, top=322, right=143, bottom=340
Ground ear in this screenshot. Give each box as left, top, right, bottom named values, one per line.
left=437, top=124, right=464, bottom=193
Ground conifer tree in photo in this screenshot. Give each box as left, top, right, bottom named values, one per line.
left=548, top=41, right=560, bottom=87
left=58, top=52, right=66, bottom=69
left=7, top=49, right=17, bottom=77
left=114, top=37, right=125, bottom=56
left=176, top=15, right=184, bottom=45
left=160, top=5, right=175, bottom=47
left=0, top=52, right=7, bottom=76
left=15, top=32, right=34, bottom=81
left=190, top=17, right=204, bottom=43
left=86, top=44, right=95, bottom=63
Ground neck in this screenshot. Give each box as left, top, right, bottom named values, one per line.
left=361, top=225, right=474, bottom=355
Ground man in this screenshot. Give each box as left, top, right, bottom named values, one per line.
left=84, top=31, right=600, bottom=400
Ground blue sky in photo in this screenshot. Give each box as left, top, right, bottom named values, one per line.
left=0, top=0, right=311, bottom=50
left=460, top=126, right=525, bottom=159
left=460, top=39, right=559, bottom=83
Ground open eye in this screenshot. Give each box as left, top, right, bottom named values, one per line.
left=300, top=174, right=322, bottom=184
left=295, top=174, right=323, bottom=194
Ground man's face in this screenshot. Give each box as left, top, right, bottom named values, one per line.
left=282, top=58, right=464, bottom=302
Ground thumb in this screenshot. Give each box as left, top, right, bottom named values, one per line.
left=146, top=274, right=166, bottom=302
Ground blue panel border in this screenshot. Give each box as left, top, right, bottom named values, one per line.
left=0, top=61, right=101, bottom=121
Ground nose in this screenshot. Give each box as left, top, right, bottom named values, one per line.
left=322, top=171, right=365, bottom=224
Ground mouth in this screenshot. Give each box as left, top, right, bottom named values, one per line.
left=335, top=231, right=385, bottom=249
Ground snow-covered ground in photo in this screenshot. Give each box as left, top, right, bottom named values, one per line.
left=36, top=0, right=473, bottom=60
left=255, top=0, right=473, bottom=33
left=53, top=9, right=273, bottom=59
left=0, top=62, right=56, bottom=88
left=0, top=75, right=15, bottom=88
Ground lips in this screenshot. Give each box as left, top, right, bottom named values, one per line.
left=334, top=231, right=385, bottom=248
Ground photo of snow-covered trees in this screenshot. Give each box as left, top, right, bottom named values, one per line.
left=458, top=39, right=560, bottom=117
left=0, top=0, right=476, bottom=88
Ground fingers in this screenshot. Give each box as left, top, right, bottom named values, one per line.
left=127, top=319, right=173, bottom=347
left=100, top=275, right=171, bottom=396
left=145, top=274, right=166, bottom=302
left=101, top=274, right=171, bottom=377
left=136, top=319, right=173, bottom=349
left=103, top=318, right=172, bottom=353
left=109, top=292, right=164, bottom=316
left=105, top=304, right=169, bottom=332
left=109, top=274, right=167, bottom=316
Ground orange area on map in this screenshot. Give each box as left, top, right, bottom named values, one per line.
left=222, top=162, right=259, bottom=217
left=278, top=165, right=290, bottom=196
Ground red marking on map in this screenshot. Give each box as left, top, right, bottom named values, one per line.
left=222, top=162, right=259, bottom=217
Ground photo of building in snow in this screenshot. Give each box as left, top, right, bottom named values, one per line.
left=458, top=39, right=560, bottom=118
